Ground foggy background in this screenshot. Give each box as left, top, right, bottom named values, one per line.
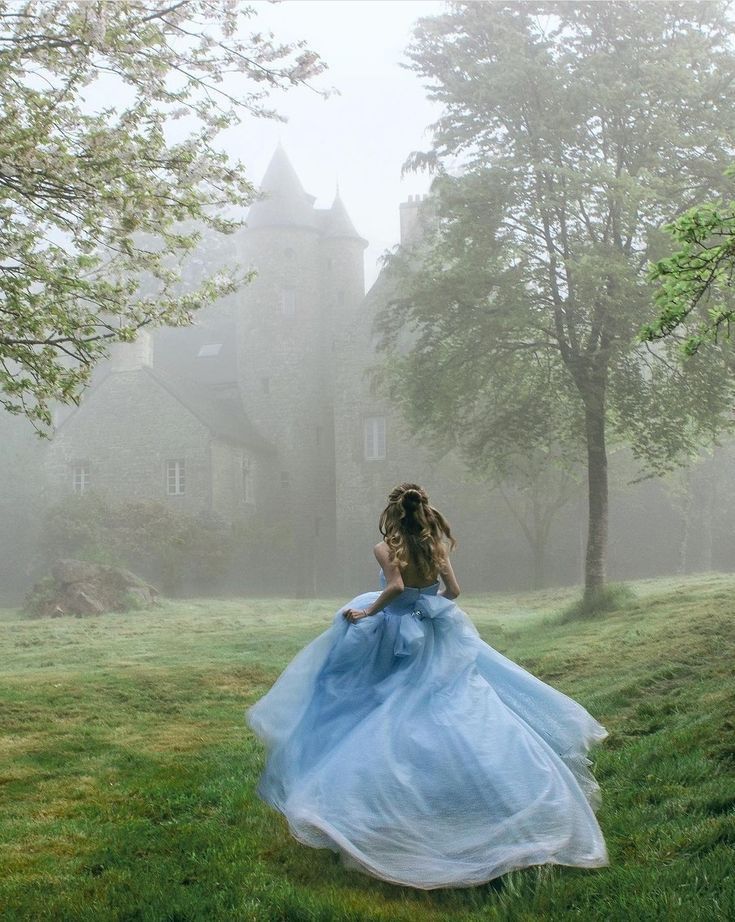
left=2, top=0, right=735, bottom=606
left=218, top=0, right=444, bottom=287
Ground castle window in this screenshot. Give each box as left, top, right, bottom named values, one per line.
left=197, top=343, right=222, bottom=357
left=364, top=417, right=386, bottom=461
left=281, top=471, right=290, bottom=489
left=280, top=288, right=296, bottom=317
left=166, top=459, right=186, bottom=496
left=241, top=455, right=255, bottom=505
left=72, top=461, right=90, bottom=495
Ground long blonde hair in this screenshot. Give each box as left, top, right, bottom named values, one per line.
left=378, top=483, right=456, bottom=582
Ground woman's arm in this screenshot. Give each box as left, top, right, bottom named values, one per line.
left=343, top=542, right=404, bottom=622
left=438, top=557, right=460, bottom=599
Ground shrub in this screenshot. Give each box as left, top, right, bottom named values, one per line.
left=39, top=495, right=236, bottom=596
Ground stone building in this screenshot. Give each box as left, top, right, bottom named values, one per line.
left=30, top=145, right=702, bottom=598
left=38, top=146, right=505, bottom=595
left=45, top=331, right=273, bottom=521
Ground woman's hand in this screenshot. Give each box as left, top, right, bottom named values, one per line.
left=342, top=607, right=371, bottom=623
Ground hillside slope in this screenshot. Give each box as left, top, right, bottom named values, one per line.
left=0, top=575, right=733, bottom=921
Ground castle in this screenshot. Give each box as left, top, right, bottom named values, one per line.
left=15, top=146, right=705, bottom=599
left=41, top=146, right=481, bottom=595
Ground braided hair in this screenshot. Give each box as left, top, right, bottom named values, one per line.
left=378, top=483, right=456, bottom=582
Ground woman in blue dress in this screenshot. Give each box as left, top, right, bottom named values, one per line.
left=246, top=483, right=608, bottom=889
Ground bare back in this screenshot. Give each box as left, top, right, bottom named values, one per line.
left=374, top=540, right=460, bottom=597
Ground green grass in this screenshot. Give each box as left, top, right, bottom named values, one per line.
left=1, top=574, right=734, bottom=921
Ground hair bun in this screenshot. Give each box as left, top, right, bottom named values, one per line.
left=401, top=488, right=424, bottom=508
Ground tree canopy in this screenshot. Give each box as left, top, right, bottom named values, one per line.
left=0, top=0, right=325, bottom=429
left=378, top=0, right=735, bottom=601
left=642, top=164, right=735, bottom=354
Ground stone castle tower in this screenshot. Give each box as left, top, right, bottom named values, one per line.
left=235, top=145, right=368, bottom=594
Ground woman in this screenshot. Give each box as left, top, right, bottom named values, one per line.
left=246, top=483, right=608, bottom=889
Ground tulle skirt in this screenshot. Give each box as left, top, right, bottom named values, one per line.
left=246, top=586, right=608, bottom=889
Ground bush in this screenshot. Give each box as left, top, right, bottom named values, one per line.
left=40, top=495, right=236, bottom=596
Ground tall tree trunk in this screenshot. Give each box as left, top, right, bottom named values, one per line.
left=702, top=460, right=716, bottom=572
left=531, top=539, right=546, bottom=590
left=678, top=470, right=693, bottom=575
left=584, top=396, right=608, bottom=601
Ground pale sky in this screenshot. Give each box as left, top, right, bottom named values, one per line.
left=225, top=0, right=445, bottom=289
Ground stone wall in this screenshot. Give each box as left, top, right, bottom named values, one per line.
left=45, top=369, right=212, bottom=513
left=209, top=439, right=259, bottom=519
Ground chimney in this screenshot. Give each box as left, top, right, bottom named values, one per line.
left=399, top=194, right=426, bottom=246
left=109, top=328, right=154, bottom=372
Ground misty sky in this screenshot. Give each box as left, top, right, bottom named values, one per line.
left=227, top=0, right=445, bottom=288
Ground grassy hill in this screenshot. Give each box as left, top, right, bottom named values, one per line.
left=0, top=575, right=733, bottom=921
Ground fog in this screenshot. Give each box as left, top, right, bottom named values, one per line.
left=217, top=0, right=445, bottom=288
left=2, top=0, right=735, bottom=608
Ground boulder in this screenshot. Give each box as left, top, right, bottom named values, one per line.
left=23, top=559, right=159, bottom=617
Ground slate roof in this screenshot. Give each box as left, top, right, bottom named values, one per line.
left=56, top=321, right=274, bottom=455
left=246, top=146, right=366, bottom=244
left=142, top=366, right=274, bottom=454
left=151, top=321, right=274, bottom=453
left=153, top=319, right=239, bottom=388
left=246, top=144, right=319, bottom=231
left=321, top=191, right=367, bottom=245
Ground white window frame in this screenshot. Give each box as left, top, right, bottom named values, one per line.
left=166, top=459, right=186, bottom=496
left=72, top=461, right=90, bottom=495
left=364, top=417, right=386, bottom=461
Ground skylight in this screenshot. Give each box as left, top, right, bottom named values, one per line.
left=197, top=343, right=222, bottom=357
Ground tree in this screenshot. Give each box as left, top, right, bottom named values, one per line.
left=641, top=164, right=735, bottom=355
left=495, top=452, right=581, bottom=590
left=378, top=1, right=735, bottom=603
left=0, top=0, right=325, bottom=429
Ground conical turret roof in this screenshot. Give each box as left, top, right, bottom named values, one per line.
left=323, top=190, right=367, bottom=246
left=246, top=145, right=318, bottom=231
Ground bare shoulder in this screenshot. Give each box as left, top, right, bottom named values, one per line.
left=373, top=541, right=390, bottom=563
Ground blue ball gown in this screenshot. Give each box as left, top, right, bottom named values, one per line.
left=246, top=570, right=609, bottom=889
